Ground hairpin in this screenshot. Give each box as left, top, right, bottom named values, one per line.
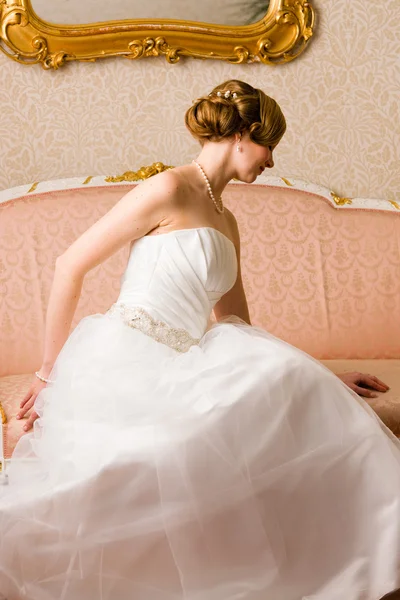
left=208, top=90, right=238, bottom=100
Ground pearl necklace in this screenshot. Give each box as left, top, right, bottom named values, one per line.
left=192, top=160, right=224, bottom=214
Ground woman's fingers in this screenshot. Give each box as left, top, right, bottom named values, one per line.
left=18, top=377, right=47, bottom=422
left=356, top=374, right=389, bottom=393
left=23, top=410, right=39, bottom=431
left=17, top=394, right=40, bottom=429
left=352, top=384, right=379, bottom=398
left=339, top=372, right=390, bottom=396
left=20, top=390, right=33, bottom=409
left=363, top=374, right=390, bottom=391
left=16, top=396, right=35, bottom=419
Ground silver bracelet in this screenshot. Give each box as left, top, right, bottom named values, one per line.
left=34, top=371, right=54, bottom=384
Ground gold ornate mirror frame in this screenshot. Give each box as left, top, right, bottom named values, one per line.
left=0, top=0, right=314, bottom=70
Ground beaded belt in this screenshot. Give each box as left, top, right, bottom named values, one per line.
left=108, top=304, right=200, bottom=353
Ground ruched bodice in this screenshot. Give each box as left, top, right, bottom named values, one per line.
left=116, top=227, right=238, bottom=338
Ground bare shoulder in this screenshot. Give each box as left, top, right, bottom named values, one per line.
left=113, top=168, right=189, bottom=232
left=132, top=168, right=184, bottom=206
left=96, top=168, right=187, bottom=241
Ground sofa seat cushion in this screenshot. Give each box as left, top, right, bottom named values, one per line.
left=1, top=361, right=400, bottom=460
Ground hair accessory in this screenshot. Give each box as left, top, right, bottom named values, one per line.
left=192, top=160, right=224, bottom=214
left=210, top=90, right=238, bottom=100
left=35, top=371, right=54, bottom=384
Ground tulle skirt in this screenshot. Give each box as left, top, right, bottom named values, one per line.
left=1, top=311, right=400, bottom=600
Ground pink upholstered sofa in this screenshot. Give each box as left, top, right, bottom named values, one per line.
left=1, top=172, right=400, bottom=475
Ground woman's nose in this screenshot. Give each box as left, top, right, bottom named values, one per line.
left=266, top=157, right=274, bottom=168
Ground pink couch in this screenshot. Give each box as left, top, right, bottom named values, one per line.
left=1, top=176, right=400, bottom=470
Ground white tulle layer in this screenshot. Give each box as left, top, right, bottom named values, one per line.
left=1, top=312, right=400, bottom=600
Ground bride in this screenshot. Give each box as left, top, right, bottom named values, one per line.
left=1, top=79, right=399, bottom=600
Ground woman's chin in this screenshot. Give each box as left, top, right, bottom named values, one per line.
left=249, top=172, right=259, bottom=183
left=235, top=173, right=258, bottom=184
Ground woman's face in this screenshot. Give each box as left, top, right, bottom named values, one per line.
left=235, top=131, right=277, bottom=183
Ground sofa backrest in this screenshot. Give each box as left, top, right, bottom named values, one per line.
left=0, top=186, right=130, bottom=377
left=228, top=184, right=400, bottom=361
left=0, top=179, right=399, bottom=376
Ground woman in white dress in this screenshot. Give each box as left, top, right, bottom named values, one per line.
left=1, top=79, right=399, bottom=600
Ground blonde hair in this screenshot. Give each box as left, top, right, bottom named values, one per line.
left=185, top=79, right=286, bottom=148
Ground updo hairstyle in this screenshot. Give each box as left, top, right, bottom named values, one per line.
left=185, top=79, right=286, bottom=148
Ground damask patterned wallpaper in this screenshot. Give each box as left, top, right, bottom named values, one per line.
left=0, top=0, right=398, bottom=200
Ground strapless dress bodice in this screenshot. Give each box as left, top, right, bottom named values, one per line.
left=114, top=227, right=238, bottom=339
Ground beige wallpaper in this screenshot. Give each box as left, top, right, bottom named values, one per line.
left=0, top=0, right=399, bottom=201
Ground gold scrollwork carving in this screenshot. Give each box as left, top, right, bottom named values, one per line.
left=105, top=162, right=174, bottom=183
left=0, top=3, right=47, bottom=65
left=0, top=0, right=315, bottom=70
left=128, top=37, right=181, bottom=64
left=27, top=181, right=39, bottom=193
left=0, top=401, right=7, bottom=425
left=43, top=50, right=70, bottom=70
left=330, top=191, right=353, bottom=206
left=127, top=38, right=253, bottom=65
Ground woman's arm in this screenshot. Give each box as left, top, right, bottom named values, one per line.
left=40, top=171, right=180, bottom=371
left=18, top=171, right=181, bottom=427
left=213, top=210, right=251, bottom=325
left=39, top=261, right=84, bottom=377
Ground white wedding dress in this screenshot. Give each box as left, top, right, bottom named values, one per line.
left=1, top=227, right=400, bottom=600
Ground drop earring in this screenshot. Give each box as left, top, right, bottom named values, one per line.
left=236, top=143, right=241, bottom=153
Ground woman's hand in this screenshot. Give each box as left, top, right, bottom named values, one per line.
left=16, top=376, right=47, bottom=431
left=337, top=372, right=390, bottom=398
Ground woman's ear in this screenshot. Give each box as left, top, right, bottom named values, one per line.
left=235, top=132, right=242, bottom=144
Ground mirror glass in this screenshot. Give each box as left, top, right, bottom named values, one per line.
left=30, top=0, right=270, bottom=27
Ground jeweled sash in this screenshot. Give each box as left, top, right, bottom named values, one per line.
left=108, top=304, right=200, bottom=353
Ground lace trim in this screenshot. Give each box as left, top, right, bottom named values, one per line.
left=108, top=304, right=200, bottom=353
